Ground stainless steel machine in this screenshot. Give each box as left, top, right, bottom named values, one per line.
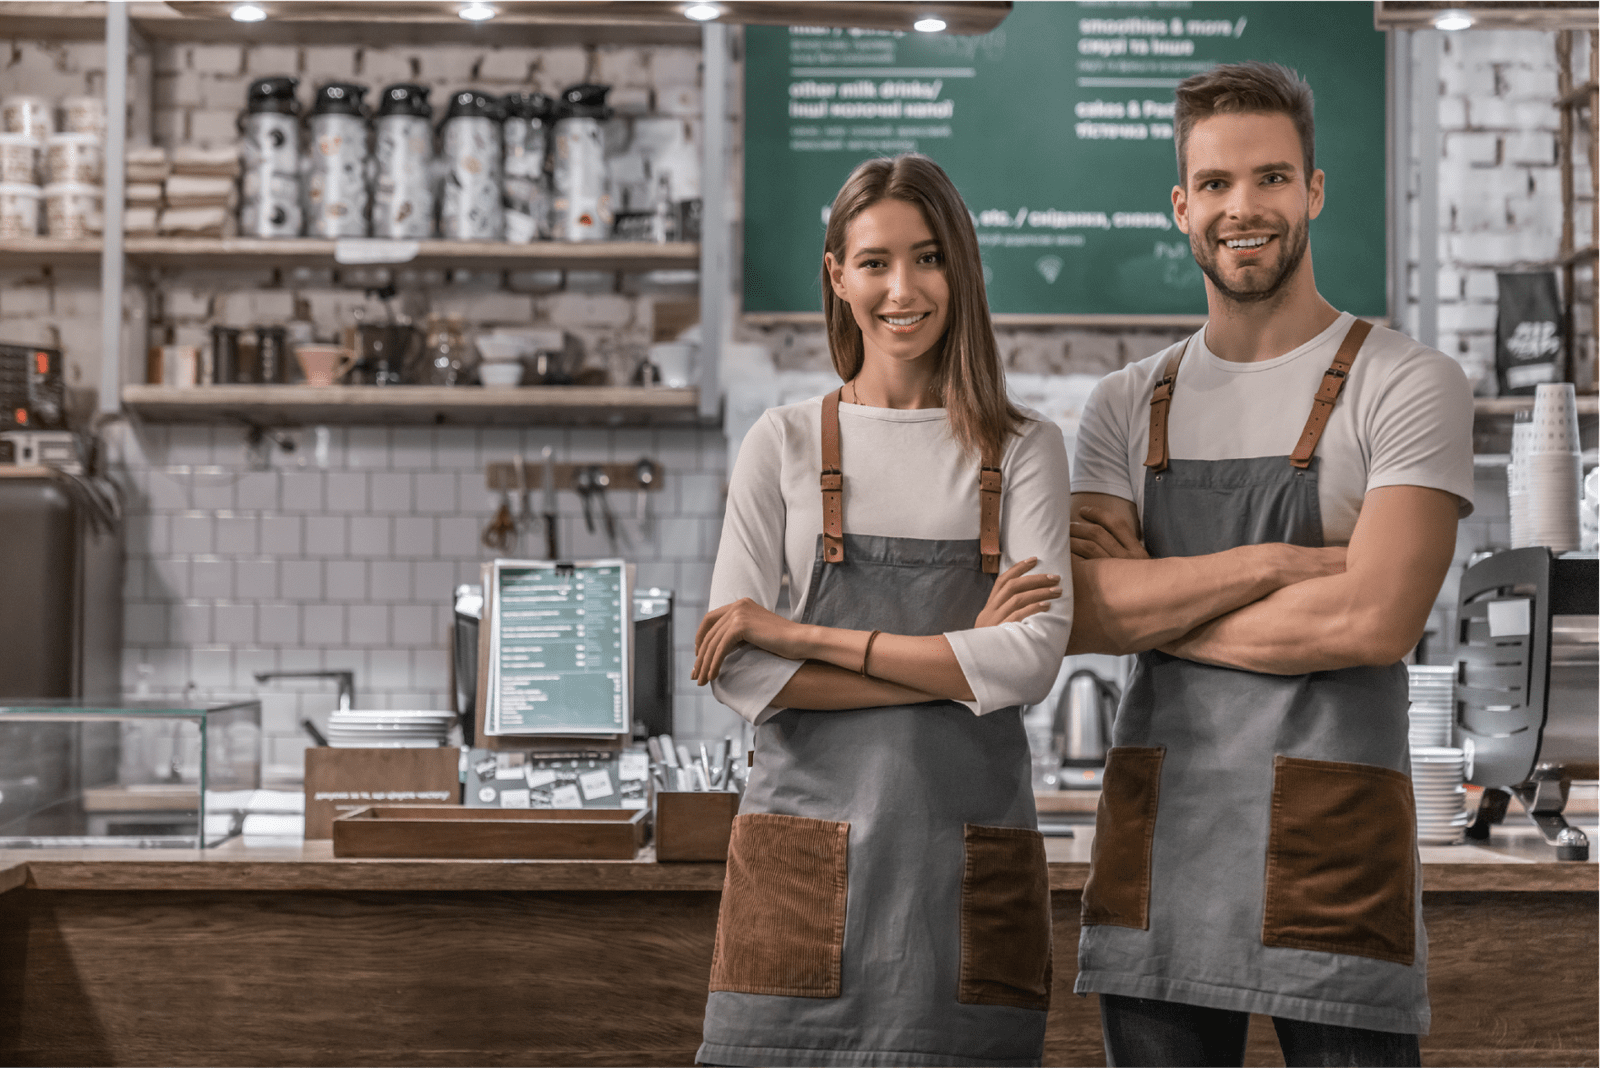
left=1457, top=548, right=1597, bottom=859
left=452, top=583, right=674, bottom=746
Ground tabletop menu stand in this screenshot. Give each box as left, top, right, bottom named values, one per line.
left=1458, top=548, right=1598, bottom=860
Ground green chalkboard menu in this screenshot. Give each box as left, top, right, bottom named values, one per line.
left=486, top=560, right=630, bottom=736
left=743, top=2, right=1386, bottom=318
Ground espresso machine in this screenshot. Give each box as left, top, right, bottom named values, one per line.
left=1457, top=548, right=1597, bottom=860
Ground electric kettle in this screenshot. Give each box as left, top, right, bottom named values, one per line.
left=1057, top=668, right=1120, bottom=787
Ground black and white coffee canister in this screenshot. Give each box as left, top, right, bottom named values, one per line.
left=502, top=90, right=553, bottom=244
left=305, top=82, right=370, bottom=238
left=551, top=83, right=613, bottom=242
left=239, top=76, right=302, bottom=238
left=373, top=83, right=434, bottom=240
left=439, top=89, right=504, bottom=240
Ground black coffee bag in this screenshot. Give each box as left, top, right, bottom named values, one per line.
left=1496, top=271, right=1565, bottom=394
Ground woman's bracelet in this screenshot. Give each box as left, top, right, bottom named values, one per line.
left=860, top=629, right=882, bottom=676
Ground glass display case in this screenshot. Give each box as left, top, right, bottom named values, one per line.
left=0, top=700, right=262, bottom=848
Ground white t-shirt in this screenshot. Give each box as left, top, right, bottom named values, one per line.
left=1073, top=313, right=1476, bottom=543
left=709, top=395, right=1075, bottom=725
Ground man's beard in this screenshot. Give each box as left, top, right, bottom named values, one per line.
left=1191, top=213, right=1310, bottom=306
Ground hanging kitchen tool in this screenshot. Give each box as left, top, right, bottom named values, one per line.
left=482, top=487, right=516, bottom=552
left=541, top=445, right=559, bottom=560
left=514, top=455, right=534, bottom=555
left=634, top=456, right=657, bottom=539
left=591, top=464, right=626, bottom=551
left=574, top=464, right=597, bottom=534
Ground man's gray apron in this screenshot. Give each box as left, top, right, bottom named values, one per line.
left=1075, top=321, right=1431, bottom=1035
left=700, top=390, right=1052, bottom=1068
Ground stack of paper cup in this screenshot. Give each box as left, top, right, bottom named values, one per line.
left=1406, top=665, right=1454, bottom=748
left=1508, top=412, right=1533, bottom=549
left=1411, top=746, right=1469, bottom=845
left=1511, top=383, right=1583, bottom=551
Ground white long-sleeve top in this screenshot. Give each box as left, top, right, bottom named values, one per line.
left=708, top=395, right=1075, bottom=725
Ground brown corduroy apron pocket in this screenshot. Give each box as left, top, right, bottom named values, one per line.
left=1262, top=755, right=1417, bottom=965
left=958, top=824, right=1052, bottom=1010
left=708, top=812, right=850, bottom=998
left=1081, top=745, right=1165, bottom=929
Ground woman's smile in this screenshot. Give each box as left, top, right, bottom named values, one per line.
left=877, top=310, right=933, bottom=334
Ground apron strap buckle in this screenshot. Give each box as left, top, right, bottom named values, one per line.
left=821, top=389, right=847, bottom=564
left=1143, top=343, right=1189, bottom=473
left=1288, top=319, right=1373, bottom=469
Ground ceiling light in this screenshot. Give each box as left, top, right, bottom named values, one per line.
left=684, top=3, right=722, bottom=21
left=458, top=3, right=496, bottom=21
left=913, top=16, right=948, bottom=32
left=230, top=3, right=267, bottom=21
left=1432, top=9, right=1474, bottom=30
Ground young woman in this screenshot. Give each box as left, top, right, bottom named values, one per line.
left=690, top=154, right=1074, bottom=1068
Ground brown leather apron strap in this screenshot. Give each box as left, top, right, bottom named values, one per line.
left=1143, top=341, right=1188, bottom=473
left=820, top=387, right=1004, bottom=572
left=821, top=388, right=845, bottom=564
left=1289, top=318, right=1373, bottom=470
left=979, top=442, right=1002, bottom=575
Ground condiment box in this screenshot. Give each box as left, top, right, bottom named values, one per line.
left=332, top=805, right=647, bottom=860
left=654, top=790, right=739, bottom=862
left=303, top=747, right=461, bottom=839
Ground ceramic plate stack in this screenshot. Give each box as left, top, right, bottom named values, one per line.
left=1411, top=746, right=1469, bottom=845
left=1406, top=665, right=1454, bottom=749
left=326, top=710, right=453, bottom=748
left=1510, top=383, right=1583, bottom=551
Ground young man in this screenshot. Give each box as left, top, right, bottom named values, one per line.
left=1066, top=63, right=1474, bottom=1067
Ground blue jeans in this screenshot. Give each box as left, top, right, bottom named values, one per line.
left=1100, top=994, right=1422, bottom=1068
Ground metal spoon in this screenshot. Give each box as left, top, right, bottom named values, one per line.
left=634, top=456, right=657, bottom=539
left=574, top=465, right=597, bottom=533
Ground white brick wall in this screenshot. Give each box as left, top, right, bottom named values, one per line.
left=1429, top=28, right=1594, bottom=392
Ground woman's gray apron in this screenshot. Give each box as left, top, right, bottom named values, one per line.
left=1075, top=321, right=1431, bottom=1035
left=699, top=390, right=1053, bottom=1068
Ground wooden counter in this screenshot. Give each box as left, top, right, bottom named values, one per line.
left=1, top=826, right=1594, bottom=1068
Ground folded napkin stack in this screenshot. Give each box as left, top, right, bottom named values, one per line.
left=157, top=144, right=239, bottom=236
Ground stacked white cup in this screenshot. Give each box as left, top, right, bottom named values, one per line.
left=1406, top=665, right=1454, bottom=749
left=1411, top=746, right=1470, bottom=845
left=1510, top=383, right=1583, bottom=552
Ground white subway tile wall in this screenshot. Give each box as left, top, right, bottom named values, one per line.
left=111, top=422, right=733, bottom=770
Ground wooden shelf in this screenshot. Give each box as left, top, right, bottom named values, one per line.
left=0, top=1, right=1012, bottom=44
left=122, top=384, right=703, bottom=427
left=159, top=1, right=1009, bottom=41
left=1475, top=396, right=1600, bottom=417
left=124, top=238, right=699, bottom=272
left=0, top=1, right=114, bottom=40
left=0, top=237, right=699, bottom=272
left=0, top=236, right=102, bottom=268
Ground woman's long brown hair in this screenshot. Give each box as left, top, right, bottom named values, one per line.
left=821, top=153, right=1022, bottom=461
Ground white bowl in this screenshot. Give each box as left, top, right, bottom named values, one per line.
left=478, top=362, right=523, bottom=388
left=476, top=334, right=530, bottom=363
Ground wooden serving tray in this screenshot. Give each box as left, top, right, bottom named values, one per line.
left=332, top=805, right=647, bottom=860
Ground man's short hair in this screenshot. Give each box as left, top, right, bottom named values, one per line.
left=1174, top=61, right=1315, bottom=184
